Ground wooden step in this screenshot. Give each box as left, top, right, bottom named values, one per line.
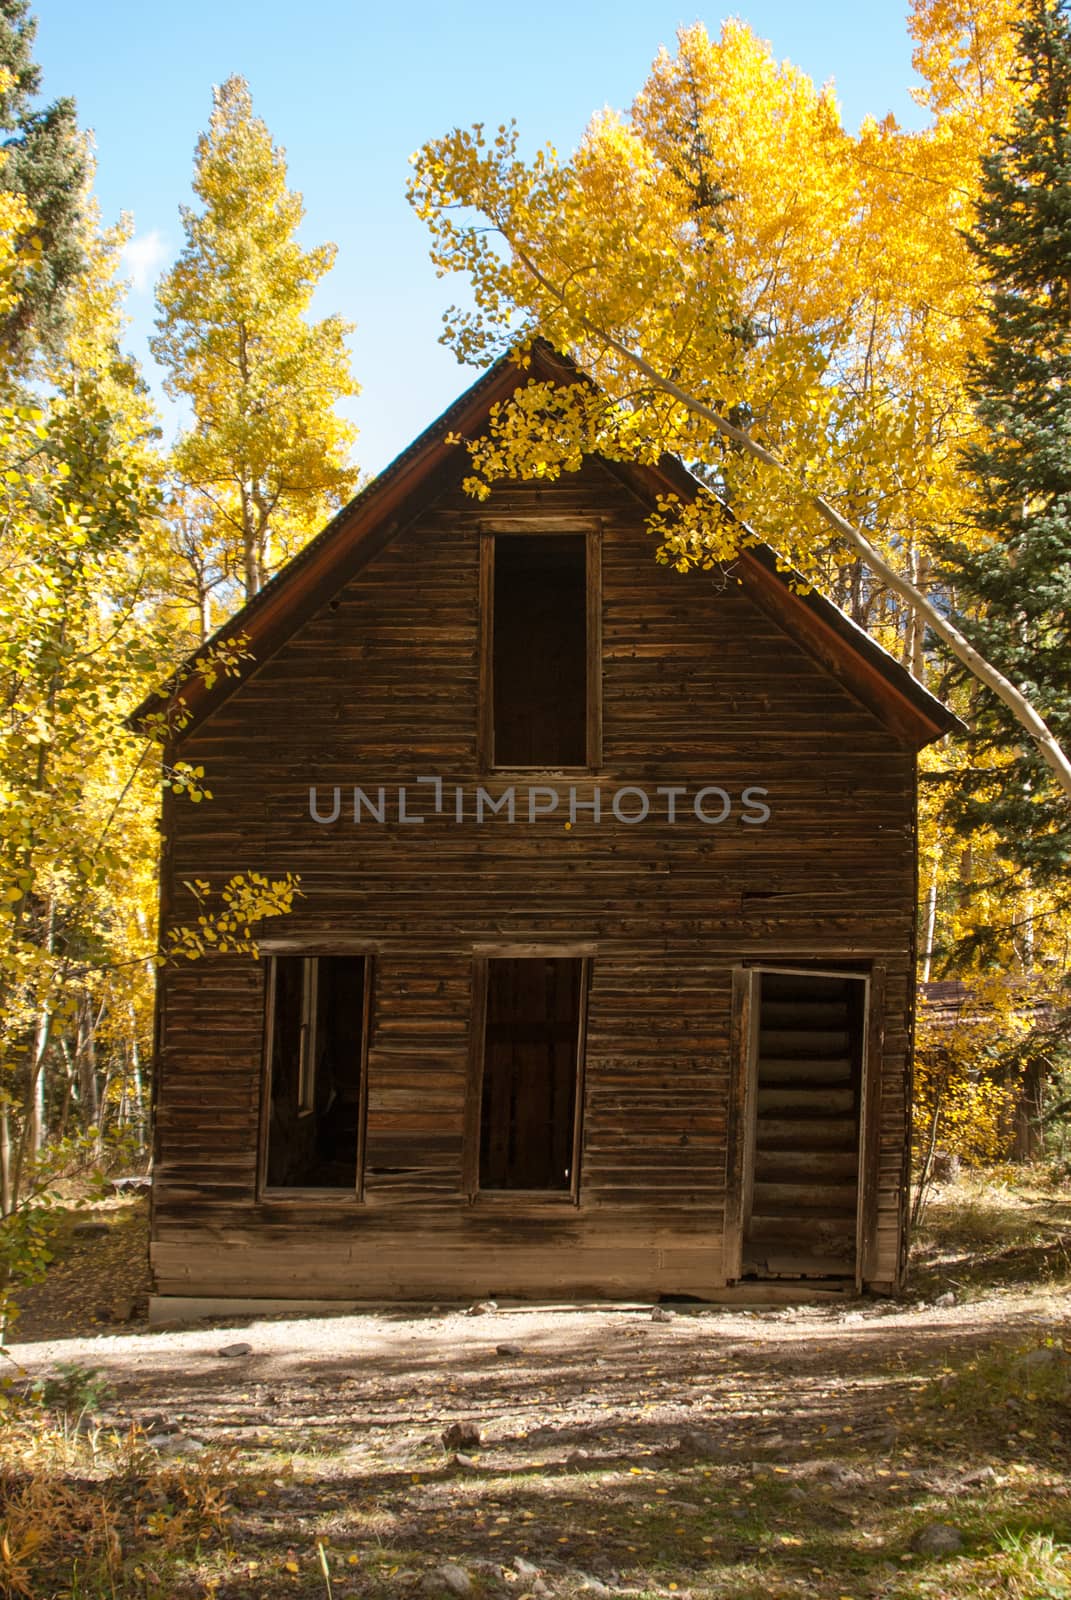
left=754, top=1150, right=858, bottom=1182
left=757, top=1086, right=856, bottom=1117
left=741, top=1249, right=855, bottom=1279
left=760, top=1000, right=850, bottom=1027
left=756, top=1116, right=857, bottom=1149
left=751, top=1180, right=858, bottom=1215
left=759, top=1028, right=852, bottom=1057
left=757, top=1057, right=853, bottom=1084
left=746, top=1214, right=856, bottom=1248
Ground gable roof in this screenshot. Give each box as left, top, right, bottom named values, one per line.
left=130, top=341, right=962, bottom=750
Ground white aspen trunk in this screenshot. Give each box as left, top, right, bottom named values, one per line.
left=0, top=1107, right=11, bottom=1218
left=900, top=540, right=918, bottom=670
left=58, top=1037, right=76, bottom=1139
left=28, top=1014, right=46, bottom=1154
left=117, top=1050, right=129, bottom=1131
left=26, top=897, right=56, bottom=1155
left=97, top=1066, right=113, bottom=1156
left=128, top=1011, right=146, bottom=1151
left=911, top=556, right=931, bottom=684
left=77, top=1002, right=99, bottom=1126
left=921, top=842, right=940, bottom=984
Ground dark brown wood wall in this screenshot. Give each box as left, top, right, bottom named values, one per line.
left=150, top=459, right=917, bottom=1302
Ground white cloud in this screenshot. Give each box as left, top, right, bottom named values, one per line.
left=121, top=230, right=168, bottom=294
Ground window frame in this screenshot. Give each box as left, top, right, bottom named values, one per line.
left=297, top=958, right=318, bottom=1115
left=257, top=951, right=374, bottom=1203
left=477, top=519, right=603, bottom=774
left=463, top=947, right=592, bottom=1205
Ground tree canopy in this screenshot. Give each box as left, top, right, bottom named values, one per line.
left=407, top=4, right=1071, bottom=804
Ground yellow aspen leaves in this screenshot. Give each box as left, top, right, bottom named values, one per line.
left=408, top=11, right=1027, bottom=598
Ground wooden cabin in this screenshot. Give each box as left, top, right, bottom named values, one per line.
left=134, top=344, right=960, bottom=1319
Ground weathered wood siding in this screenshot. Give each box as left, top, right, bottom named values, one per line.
left=151, top=458, right=916, bottom=1301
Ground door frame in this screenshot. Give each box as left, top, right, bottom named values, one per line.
left=723, top=964, right=884, bottom=1290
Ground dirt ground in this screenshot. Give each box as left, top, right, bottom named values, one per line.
left=10, top=1277, right=1071, bottom=1456
left=4, top=1189, right=1070, bottom=1597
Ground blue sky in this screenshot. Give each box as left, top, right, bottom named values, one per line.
left=36, top=1, right=930, bottom=474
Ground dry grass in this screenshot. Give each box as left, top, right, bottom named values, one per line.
left=0, top=1408, right=236, bottom=1598
left=910, top=1165, right=1071, bottom=1297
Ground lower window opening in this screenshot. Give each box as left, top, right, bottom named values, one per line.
left=265, top=954, right=367, bottom=1190
left=479, top=956, right=585, bottom=1192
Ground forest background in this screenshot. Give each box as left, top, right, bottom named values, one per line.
left=1, top=0, right=1070, bottom=1313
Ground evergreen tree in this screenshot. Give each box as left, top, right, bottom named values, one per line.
left=942, top=0, right=1071, bottom=889
left=0, top=0, right=88, bottom=370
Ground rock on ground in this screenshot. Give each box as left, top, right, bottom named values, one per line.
left=436, top=1563, right=475, bottom=1596
left=442, top=1420, right=482, bottom=1451
left=911, top=1522, right=965, bottom=1556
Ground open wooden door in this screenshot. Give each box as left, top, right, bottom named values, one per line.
left=727, top=968, right=873, bottom=1284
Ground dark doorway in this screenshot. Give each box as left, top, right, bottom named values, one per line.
left=742, top=971, right=866, bottom=1279
left=265, top=954, right=369, bottom=1190
left=479, top=956, right=586, bottom=1192
left=492, top=534, right=587, bottom=767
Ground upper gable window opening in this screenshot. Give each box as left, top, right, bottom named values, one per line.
left=483, top=526, right=600, bottom=771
